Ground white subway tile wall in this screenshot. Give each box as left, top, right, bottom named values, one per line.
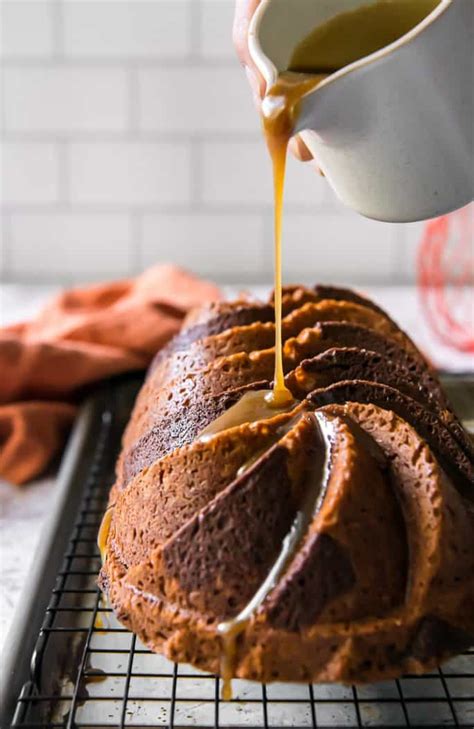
left=62, top=2, right=190, bottom=59
left=138, top=67, right=256, bottom=133
left=69, top=142, right=192, bottom=204
left=141, top=213, right=265, bottom=275
left=9, top=214, right=133, bottom=277
left=3, top=143, right=61, bottom=204
left=1, top=0, right=422, bottom=284
left=3, top=67, right=129, bottom=132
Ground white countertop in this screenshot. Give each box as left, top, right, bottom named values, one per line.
left=0, top=282, right=472, bottom=655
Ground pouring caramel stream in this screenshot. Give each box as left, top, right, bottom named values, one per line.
left=261, top=0, right=440, bottom=409
left=217, top=0, right=441, bottom=698
left=94, top=0, right=444, bottom=703
left=262, top=73, right=324, bottom=408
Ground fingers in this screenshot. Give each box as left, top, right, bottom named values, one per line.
left=245, top=66, right=263, bottom=109
left=288, top=135, right=314, bottom=162
left=233, top=0, right=261, bottom=68
left=233, top=0, right=266, bottom=98
left=233, top=1, right=319, bottom=170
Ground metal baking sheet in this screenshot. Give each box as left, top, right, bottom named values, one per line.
left=1, top=373, right=473, bottom=729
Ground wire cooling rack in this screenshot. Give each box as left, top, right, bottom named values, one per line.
left=5, top=375, right=474, bottom=729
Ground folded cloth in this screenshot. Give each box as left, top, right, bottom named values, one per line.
left=0, top=265, right=221, bottom=485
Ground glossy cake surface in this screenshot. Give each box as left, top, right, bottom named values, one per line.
left=99, top=285, right=474, bottom=684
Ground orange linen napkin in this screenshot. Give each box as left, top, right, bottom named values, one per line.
left=0, top=265, right=221, bottom=485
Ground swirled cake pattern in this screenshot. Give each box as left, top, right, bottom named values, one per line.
left=99, top=285, right=474, bottom=685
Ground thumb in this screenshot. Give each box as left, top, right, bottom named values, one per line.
left=288, top=134, right=314, bottom=162
left=233, top=0, right=266, bottom=98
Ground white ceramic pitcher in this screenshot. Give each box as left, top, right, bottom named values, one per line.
left=249, top=0, right=474, bottom=223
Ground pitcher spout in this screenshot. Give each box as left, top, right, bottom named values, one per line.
left=249, top=0, right=473, bottom=222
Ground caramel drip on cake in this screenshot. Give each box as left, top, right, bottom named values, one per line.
left=198, top=389, right=296, bottom=441
left=98, top=506, right=114, bottom=564
left=236, top=410, right=307, bottom=478
left=99, top=285, right=474, bottom=692
left=218, top=412, right=334, bottom=700
left=96, top=510, right=114, bottom=634
left=95, top=0, right=473, bottom=698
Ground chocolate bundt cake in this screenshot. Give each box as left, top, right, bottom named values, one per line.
left=99, top=285, right=474, bottom=687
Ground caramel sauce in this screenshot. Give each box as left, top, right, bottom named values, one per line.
left=262, top=73, right=324, bottom=409
left=94, top=510, right=114, bottom=637
left=93, top=594, right=110, bottom=634
left=262, top=0, right=440, bottom=409
left=84, top=667, right=107, bottom=684
left=97, top=509, right=113, bottom=634
left=236, top=410, right=306, bottom=478
left=198, top=389, right=295, bottom=441
left=97, top=506, right=113, bottom=564
left=289, top=0, right=440, bottom=74
left=218, top=0, right=441, bottom=697
left=218, top=513, right=305, bottom=700
left=218, top=412, right=334, bottom=699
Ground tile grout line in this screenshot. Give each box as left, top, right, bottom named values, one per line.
left=0, top=202, right=335, bottom=216
left=0, top=58, right=237, bottom=69
left=1, top=0, right=416, bottom=287
left=0, top=272, right=406, bottom=286
left=2, top=132, right=264, bottom=143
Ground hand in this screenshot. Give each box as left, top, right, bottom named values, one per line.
left=233, top=0, right=314, bottom=163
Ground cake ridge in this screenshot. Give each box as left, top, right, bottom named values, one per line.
left=100, top=284, right=473, bottom=686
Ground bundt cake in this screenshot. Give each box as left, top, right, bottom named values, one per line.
left=99, top=284, right=474, bottom=691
